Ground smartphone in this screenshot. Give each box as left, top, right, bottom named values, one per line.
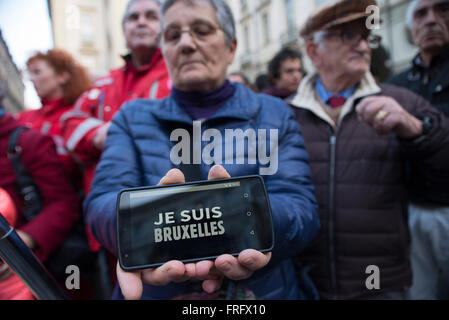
left=117, top=175, right=274, bottom=270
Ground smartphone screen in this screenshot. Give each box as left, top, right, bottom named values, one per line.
left=117, top=176, right=274, bottom=270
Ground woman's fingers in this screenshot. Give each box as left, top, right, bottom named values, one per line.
left=116, top=263, right=143, bottom=300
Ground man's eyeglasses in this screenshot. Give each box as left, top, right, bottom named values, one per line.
left=162, top=22, right=223, bottom=44
left=322, top=29, right=382, bottom=49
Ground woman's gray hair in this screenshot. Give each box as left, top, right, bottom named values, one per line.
left=160, top=0, right=236, bottom=47
left=122, top=0, right=162, bottom=28
left=406, top=0, right=421, bottom=30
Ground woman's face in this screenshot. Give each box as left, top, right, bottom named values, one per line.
left=160, top=1, right=237, bottom=92
left=27, top=59, right=65, bottom=101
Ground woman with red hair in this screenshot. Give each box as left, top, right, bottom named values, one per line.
left=16, top=50, right=97, bottom=300
left=18, top=49, right=92, bottom=186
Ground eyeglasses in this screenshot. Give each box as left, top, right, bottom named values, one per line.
left=322, top=29, right=382, bottom=49
left=162, top=22, right=223, bottom=44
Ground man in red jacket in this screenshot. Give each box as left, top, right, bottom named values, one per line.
left=62, top=0, right=171, bottom=194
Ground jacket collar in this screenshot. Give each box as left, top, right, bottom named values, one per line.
left=0, top=113, right=22, bottom=138
left=263, top=86, right=294, bottom=99
left=121, top=49, right=163, bottom=74
left=315, top=77, right=356, bottom=104
left=152, top=83, right=257, bottom=125
left=290, top=71, right=381, bottom=127
left=40, top=98, right=67, bottom=115
left=412, top=44, right=449, bottom=70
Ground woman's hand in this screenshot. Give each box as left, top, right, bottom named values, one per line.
left=116, top=165, right=271, bottom=300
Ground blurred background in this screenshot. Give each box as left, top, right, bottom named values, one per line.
left=0, top=0, right=415, bottom=112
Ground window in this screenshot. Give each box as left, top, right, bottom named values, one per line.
left=262, top=13, right=270, bottom=44
left=315, top=0, right=336, bottom=7
left=241, top=0, right=248, bottom=11
left=65, top=4, right=80, bottom=30
left=315, top=0, right=327, bottom=7
left=80, top=11, right=95, bottom=46
left=285, top=0, right=296, bottom=41
left=244, top=25, right=250, bottom=53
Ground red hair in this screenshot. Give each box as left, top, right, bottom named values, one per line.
left=26, top=49, right=92, bottom=105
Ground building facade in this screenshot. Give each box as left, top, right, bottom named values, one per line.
left=48, top=0, right=128, bottom=78
left=227, top=0, right=417, bottom=83
left=0, top=30, right=24, bottom=113
left=47, top=0, right=417, bottom=85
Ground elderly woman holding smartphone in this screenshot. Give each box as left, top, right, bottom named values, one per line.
left=85, top=0, right=319, bottom=300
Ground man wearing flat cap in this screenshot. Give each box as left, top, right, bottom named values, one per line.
left=289, top=0, right=449, bottom=299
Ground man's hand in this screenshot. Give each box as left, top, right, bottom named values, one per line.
left=92, top=122, right=112, bottom=150
left=116, top=165, right=272, bottom=300
left=356, top=96, right=423, bottom=139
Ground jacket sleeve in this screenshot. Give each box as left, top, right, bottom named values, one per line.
left=83, top=107, right=142, bottom=255
left=61, top=90, right=104, bottom=165
left=263, top=103, right=320, bottom=266
left=397, top=89, right=449, bottom=204
left=18, top=131, right=81, bottom=261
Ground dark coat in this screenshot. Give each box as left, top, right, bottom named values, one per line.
left=387, top=46, right=449, bottom=204
left=0, top=113, right=80, bottom=261
left=84, top=84, right=320, bottom=300
left=290, top=73, right=449, bottom=299
left=387, top=45, right=449, bottom=117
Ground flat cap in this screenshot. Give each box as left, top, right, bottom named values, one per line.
left=300, top=0, right=378, bottom=38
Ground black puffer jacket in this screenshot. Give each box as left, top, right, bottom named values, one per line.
left=289, top=73, right=449, bottom=299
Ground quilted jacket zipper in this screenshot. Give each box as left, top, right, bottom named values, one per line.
left=328, top=128, right=338, bottom=300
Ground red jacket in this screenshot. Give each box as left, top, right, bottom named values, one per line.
left=17, top=98, right=82, bottom=188
left=0, top=113, right=81, bottom=261
left=62, top=50, right=171, bottom=194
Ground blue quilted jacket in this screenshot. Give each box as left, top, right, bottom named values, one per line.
left=84, top=84, right=319, bottom=299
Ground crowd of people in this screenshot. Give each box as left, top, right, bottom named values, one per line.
left=0, top=0, right=448, bottom=300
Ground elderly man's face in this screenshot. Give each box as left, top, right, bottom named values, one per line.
left=160, top=1, right=237, bottom=92
left=308, top=20, right=372, bottom=82
left=411, top=0, right=449, bottom=53
left=123, top=0, right=160, bottom=53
